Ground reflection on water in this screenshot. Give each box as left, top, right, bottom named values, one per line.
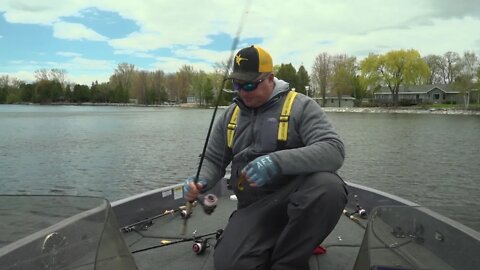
left=331, top=113, right=480, bottom=231
left=0, top=105, right=479, bottom=231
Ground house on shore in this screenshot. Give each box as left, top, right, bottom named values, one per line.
left=313, top=96, right=355, bottom=107
left=374, top=84, right=468, bottom=104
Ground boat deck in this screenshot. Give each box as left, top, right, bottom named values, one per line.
left=123, top=197, right=367, bottom=270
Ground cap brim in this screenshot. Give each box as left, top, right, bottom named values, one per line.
left=228, top=71, right=262, bottom=82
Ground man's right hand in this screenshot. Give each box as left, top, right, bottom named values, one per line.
left=183, top=176, right=207, bottom=202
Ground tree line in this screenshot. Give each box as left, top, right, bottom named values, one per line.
left=1, top=49, right=479, bottom=107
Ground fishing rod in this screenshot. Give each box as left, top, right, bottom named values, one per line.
left=131, top=229, right=224, bottom=254
left=182, top=0, right=252, bottom=235
left=121, top=205, right=189, bottom=233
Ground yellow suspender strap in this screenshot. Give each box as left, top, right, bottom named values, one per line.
left=278, top=91, right=298, bottom=142
left=227, top=105, right=240, bottom=148
left=227, top=91, right=297, bottom=148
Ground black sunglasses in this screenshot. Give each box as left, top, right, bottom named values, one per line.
left=232, top=74, right=270, bottom=92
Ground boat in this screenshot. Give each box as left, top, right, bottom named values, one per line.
left=1, top=177, right=479, bottom=269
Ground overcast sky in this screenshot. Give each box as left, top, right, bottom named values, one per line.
left=1, top=0, right=479, bottom=85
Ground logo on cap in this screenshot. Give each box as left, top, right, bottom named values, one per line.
left=235, top=54, right=248, bottom=66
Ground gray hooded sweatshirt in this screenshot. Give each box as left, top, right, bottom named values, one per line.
left=199, top=78, right=345, bottom=197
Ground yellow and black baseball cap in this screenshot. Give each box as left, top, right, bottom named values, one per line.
left=229, top=45, right=273, bottom=81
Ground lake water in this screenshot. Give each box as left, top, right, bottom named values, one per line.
left=1, top=104, right=479, bottom=231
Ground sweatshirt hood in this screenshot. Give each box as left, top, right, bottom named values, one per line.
left=270, top=77, right=290, bottom=98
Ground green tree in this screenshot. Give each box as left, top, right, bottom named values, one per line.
left=96, top=82, right=111, bottom=103
left=72, top=84, right=90, bottom=102
left=212, top=60, right=234, bottom=105
left=148, top=70, right=167, bottom=104
left=453, top=74, right=474, bottom=109
left=109, top=84, right=129, bottom=103
left=176, top=65, right=195, bottom=102
left=331, top=55, right=357, bottom=107
left=0, top=76, right=8, bottom=103
left=276, top=63, right=297, bottom=90
left=110, top=63, right=135, bottom=99
left=351, top=75, right=369, bottom=106
left=272, top=65, right=281, bottom=75
left=145, top=88, right=159, bottom=105
left=20, top=83, right=35, bottom=102
left=360, top=49, right=430, bottom=106
left=34, top=79, right=64, bottom=103
left=192, top=71, right=209, bottom=105
left=203, top=77, right=214, bottom=104
left=6, top=90, right=21, bottom=103
left=296, top=65, right=310, bottom=96
left=90, top=81, right=100, bottom=102
left=50, top=80, right=64, bottom=102
left=64, top=85, right=72, bottom=102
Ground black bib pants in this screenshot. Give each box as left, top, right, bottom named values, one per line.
left=214, top=159, right=348, bottom=270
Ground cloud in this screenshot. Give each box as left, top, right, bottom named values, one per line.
left=57, top=51, right=82, bottom=57
left=151, top=56, right=214, bottom=74
left=1, top=0, right=480, bottom=83
left=53, top=21, right=107, bottom=41
left=113, top=50, right=155, bottom=58
left=68, top=72, right=111, bottom=85
left=172, top=48, right=231, bottom=63
left=4, top=56, right=114, bottom=84
left=426, top=0, right=480, bottom=19
left=109, top=32, right=172, bottom=52
left=0, top=1, right=88, bottom=24
left=0, top=70, right=36, bottom=83
left=68, top=56, right=113, bottom=70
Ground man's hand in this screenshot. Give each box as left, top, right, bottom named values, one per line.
left=241, top=155, right=279, bottom=187
left=183, top=176, right=207, bottom=201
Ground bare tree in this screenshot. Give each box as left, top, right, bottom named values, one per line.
left=424, top=54, right=445, bottom=84
left=34, top=69, right=50, bottom=81
left=443, top=51, right=463, bottom=84
left=311, top=52, right=333, bottom=106
left=462, top=51, right=479, bottom=78
left=110, top=63, right=136, bottom=98
left=133, top=71, right=148, bottom=104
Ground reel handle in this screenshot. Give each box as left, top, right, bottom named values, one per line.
left=197, top=194, right=218, bottom=215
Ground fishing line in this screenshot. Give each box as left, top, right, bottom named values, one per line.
left=183, top=0, right=252, bottom=234
left=193, top=0, right=251, bottom=182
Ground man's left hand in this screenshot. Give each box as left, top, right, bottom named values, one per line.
left=241, top=155, right=279, bottom=187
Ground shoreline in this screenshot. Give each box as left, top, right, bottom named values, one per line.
left=3, top=102, right=480, bottom=115
left=321, top=107, right=480, bottom=115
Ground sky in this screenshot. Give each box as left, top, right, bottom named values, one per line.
left=1, top=0, right=480, bottom=85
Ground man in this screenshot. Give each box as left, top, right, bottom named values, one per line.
left=184, top=45, right=347, bottom=270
